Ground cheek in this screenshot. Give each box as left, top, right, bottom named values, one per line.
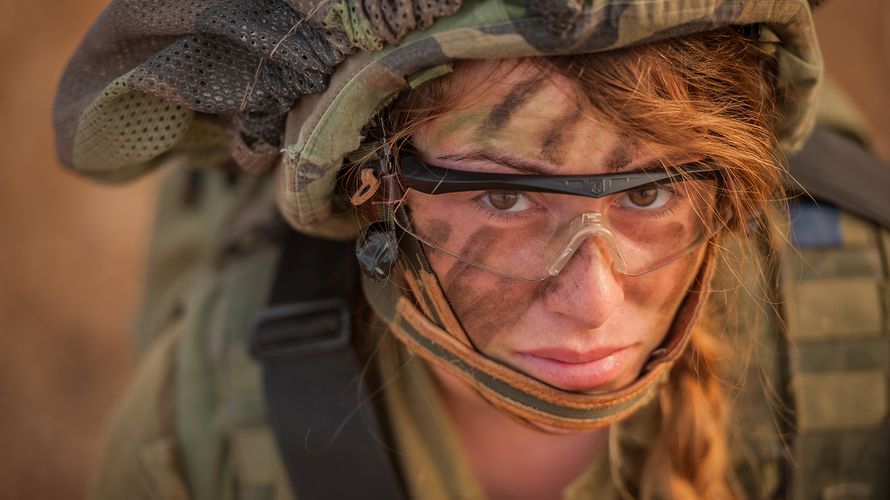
left=428, top=227, right=543, bottom=350
left=623, top=250, right=704, bottom=331
left=423, top=218, right=452, bottom=242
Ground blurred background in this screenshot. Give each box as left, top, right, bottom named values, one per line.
left=0, top=1, right=887, bottom=499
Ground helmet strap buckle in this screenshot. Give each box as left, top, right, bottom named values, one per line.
left=356, top=221, right=399, bottom=282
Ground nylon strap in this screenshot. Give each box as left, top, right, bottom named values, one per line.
left=788, top=125, right=890, bottom=229
left=248, top=225, right=406, bottom=500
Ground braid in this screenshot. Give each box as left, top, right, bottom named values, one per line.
left=646, top=324, right=737, bottom=499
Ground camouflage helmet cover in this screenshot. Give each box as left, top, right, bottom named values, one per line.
left=54, top=0, right=822, bottom=238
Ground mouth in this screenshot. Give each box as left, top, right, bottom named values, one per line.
left=515, top=345, right=637, bottom=392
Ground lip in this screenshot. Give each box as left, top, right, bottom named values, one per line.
left=515, top=345, right=637, bottom=392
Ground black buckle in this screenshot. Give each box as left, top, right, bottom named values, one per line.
left=249, top=299, right=351, bottom=359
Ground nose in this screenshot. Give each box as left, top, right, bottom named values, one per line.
left=542, top=236, right=625, bottom=329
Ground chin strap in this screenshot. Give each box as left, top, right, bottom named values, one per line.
left=362, top=241, right=717, bottom=431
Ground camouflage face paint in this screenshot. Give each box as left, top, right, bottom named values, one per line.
left=438, top=227, right=544, bottom=348
left=399, top=57, right=738, bottom=401
left=604, top=135, right=639, bottom=172
left=538, top=103, right=583, bottom=165
left=423, top=218, right=453, bottom=243
left=482, top=78, right=545, bottom=130
left=430, top=109, right=491, bottom=149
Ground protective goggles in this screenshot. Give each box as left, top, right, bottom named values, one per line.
left=391, top=151, right=724, bottom=281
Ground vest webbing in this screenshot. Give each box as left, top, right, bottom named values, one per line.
left=771, top=125, right=890, bottom=499
left=782, top=200, right=890, bottom=500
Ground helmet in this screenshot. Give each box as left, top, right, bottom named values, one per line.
left=55, top=0, right=821, bottom=235
left=54, top=0, right=822, bottom=429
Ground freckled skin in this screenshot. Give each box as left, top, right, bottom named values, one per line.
left=409, top=61, right=707, bottom=393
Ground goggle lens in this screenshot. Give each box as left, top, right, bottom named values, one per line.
left=393, top=178, right=721, bottom=280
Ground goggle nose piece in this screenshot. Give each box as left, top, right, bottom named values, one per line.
left=546, top=213, right=628, bottom=277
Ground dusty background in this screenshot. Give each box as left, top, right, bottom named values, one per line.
left=0, top=1, right=155, bottom=499
left=0, top=1, right=887, bottom=499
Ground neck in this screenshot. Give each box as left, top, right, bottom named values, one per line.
left=431, top=365, right=609, bottom=500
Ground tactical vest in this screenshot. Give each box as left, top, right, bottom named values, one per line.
left=783, top=199, right=889, bottom=500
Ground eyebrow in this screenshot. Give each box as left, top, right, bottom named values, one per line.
left=435, top=150, right=688, bottom=175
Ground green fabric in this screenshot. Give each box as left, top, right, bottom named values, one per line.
left=324, top=0, right=385, bottom=51
left=94, top=294, right=625, bottom=500
left=780, top=211, right=890, bottom=500
left=815, top=76, right=873, bottom=146
left=91, top=325, right=189, bottom=500
left=282, top=0, right=822, bottom=237
left=56, top=0, right=822, bottom=237
left=133, top=163, right=272, bottom=354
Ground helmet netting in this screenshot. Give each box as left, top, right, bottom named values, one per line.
left=54, top=0, right=462, bottom=176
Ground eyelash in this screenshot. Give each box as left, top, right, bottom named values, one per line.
left=627, top=198, right=680, bottom=219
left=470, top=192, right=540, bottom=222
left=614, top=185, right=682, bottom=219
left=468, top=183, right=691, bottom=222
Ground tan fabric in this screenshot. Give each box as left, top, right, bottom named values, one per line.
left=793, top=370, right=888, bottom=431
left=377, top=337, right=625, bottom=500
left=92, top=322, right=189, bottom=500
left=93, top=323, right=634, bottom=500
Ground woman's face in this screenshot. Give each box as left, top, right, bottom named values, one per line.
left=409, top=61, right=707, bottom=393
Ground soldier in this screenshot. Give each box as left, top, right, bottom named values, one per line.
left=54, top=0, right=887, bottom=499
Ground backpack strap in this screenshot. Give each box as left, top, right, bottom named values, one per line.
left=787, top=125, right=890, bottom=229
left=248, top=224, right=406, bottom=500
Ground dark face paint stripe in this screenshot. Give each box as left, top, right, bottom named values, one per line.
left=539, top=104, right=583, bottom=165
left=483, top=78, right=545, bottom=130
left=604, top=134, right=639, bottom=172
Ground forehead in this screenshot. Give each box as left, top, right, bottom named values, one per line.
left=412, top=60, right=679, bottom=174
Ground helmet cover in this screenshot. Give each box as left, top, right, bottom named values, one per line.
left=55, top=0, right=822, bottom=237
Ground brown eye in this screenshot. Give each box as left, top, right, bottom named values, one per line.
left=618, top=187, right=672, bottom=211
left=480, top=191, right=532, bottom=213
left=627, top=188, right=658, bottom=207
left=488, top=191, right=519, bottom=210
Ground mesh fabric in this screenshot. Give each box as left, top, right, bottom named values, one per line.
left=54, top=0, right=461, bottom=177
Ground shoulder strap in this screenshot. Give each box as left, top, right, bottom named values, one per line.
left=248, top=223, right=406, bottom=500
left=788, top=125, right=890, bottom=229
